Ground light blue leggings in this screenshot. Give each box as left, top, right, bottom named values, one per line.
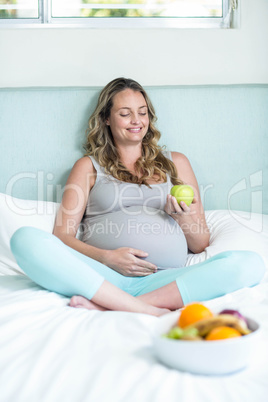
left=10, top=227, right=266, bottom=305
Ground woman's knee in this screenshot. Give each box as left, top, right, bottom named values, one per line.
left=10, top=226, right=51, bottom=257
left=210, top=250, right=265, bottom=288
left=215, top=250, right=263, bottom=264
left=231, top=250, right=265, bottom=286
left=229, top=250, right=264, bottom=266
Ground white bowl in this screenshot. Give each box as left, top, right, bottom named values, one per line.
left=152, top=310, right=260, bottom=375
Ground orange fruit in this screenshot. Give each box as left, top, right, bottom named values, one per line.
left=205, top=326, right=242, bottom=341
left=178, top=303, right=213, bottom=328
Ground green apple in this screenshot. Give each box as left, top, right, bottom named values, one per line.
left=170, top=185, right=194, bottom=207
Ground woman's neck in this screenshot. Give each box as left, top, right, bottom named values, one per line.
left=117, top=144, right=143, bottom=172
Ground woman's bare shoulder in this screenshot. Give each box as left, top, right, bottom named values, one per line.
left=72, top=156, right=95, bottom=173
left=170, top=151, right=190, bottom=166
left=66, top=156, right=97, bottom=189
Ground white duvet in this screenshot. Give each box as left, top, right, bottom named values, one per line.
left=1, top=274, right=268, bottom=402
left=1, top=196, right=268, bottom=402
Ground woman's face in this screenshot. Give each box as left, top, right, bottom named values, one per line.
left=106, top=89, right=149, bottom=147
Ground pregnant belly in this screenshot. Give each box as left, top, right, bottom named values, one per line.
left=80, top=206, right=187, bottom=268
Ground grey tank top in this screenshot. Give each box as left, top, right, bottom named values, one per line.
left=80, top=151, right=187, bottom=269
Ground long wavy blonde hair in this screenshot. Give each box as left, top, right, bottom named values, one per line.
left=84, top=78, right=183, bottom=187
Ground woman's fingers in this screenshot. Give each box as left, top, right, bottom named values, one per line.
left=130, top=248, right=157, bottom=273
left=178, top=201, right=191, bottom=213
left=108, top=247, right=157, bottom=276
left=165, top=194, right=182, bottom=215
left=130, top=248, right=149, bottom=258
left=165, top=194, right=194, bottom=216
left=135, top=261, right=157, bottom=273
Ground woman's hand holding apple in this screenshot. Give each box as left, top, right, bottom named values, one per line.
left=165, top=185, right=210, bottom=254
left=165, top=193, right=196, bottom=219
left=165, top=185, right=196, bottom=216
left=165, top=185, right=199, bottom=239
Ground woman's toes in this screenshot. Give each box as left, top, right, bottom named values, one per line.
left=69, top=295, right=88, bottom=308
left=69, top=295, right=107, bottom=311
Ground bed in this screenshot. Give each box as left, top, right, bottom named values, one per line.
left=1, top=86, right=268, bottom=401
left=0, top=193, right=268, bottom=402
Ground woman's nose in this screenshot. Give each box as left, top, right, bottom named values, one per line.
left=130, top=113, right=140, bottom=124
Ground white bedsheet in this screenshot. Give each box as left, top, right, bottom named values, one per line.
left=1, top=208, right=268, bottom=401
left=1, top=272, right=268, bottom=402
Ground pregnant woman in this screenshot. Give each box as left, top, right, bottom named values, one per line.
left=11, top=78, right=265, bottom=316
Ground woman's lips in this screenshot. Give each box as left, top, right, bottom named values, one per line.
left=127, top=127, right=142, bottom=133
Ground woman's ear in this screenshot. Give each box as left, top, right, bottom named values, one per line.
left=106, top=119, right=110, bottom=126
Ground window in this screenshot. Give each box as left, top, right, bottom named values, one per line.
left=0, top=0, right=40, bottom=20
left=0, top=0, right=237, bottom=28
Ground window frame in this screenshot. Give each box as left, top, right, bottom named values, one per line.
left=0, top=0, right=43, bottom=24
left=0, top=0, right=233, bottom=29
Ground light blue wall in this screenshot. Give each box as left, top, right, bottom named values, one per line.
left=0, top=85, right=267, bottom=213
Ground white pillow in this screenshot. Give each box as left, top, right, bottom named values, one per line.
left=1, top=193, right=267, bottom=275
left=186, top=210, right=268, bottom=268
left=0, top=193, right=60, bottom=275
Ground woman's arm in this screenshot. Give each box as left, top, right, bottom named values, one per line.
left=165, top=152, right=210, bottom=254
left=53, top=157, right=157, bottom=276
left=53, top=157, right=103, bottom=261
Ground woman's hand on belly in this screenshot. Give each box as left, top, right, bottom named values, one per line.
left=102, top=247, right=158, bottom=277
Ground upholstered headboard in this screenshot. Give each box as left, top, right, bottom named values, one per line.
left=0, top=85, right=267, bottom=213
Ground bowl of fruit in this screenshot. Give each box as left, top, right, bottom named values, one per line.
left=153, top=303, right=260, bottom=375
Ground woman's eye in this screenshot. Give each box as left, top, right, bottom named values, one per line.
left=120, top=114, right=129, bottom=117
left=139, top=113, right=147, bottom=116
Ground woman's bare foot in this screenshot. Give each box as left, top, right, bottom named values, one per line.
left=137, top=281, right=183, bottom=311
left=155, top=307, right=171, bottom=316
left=69, top=295, right=108, bottom=311
left=69, top=293, right=170, bottom=316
